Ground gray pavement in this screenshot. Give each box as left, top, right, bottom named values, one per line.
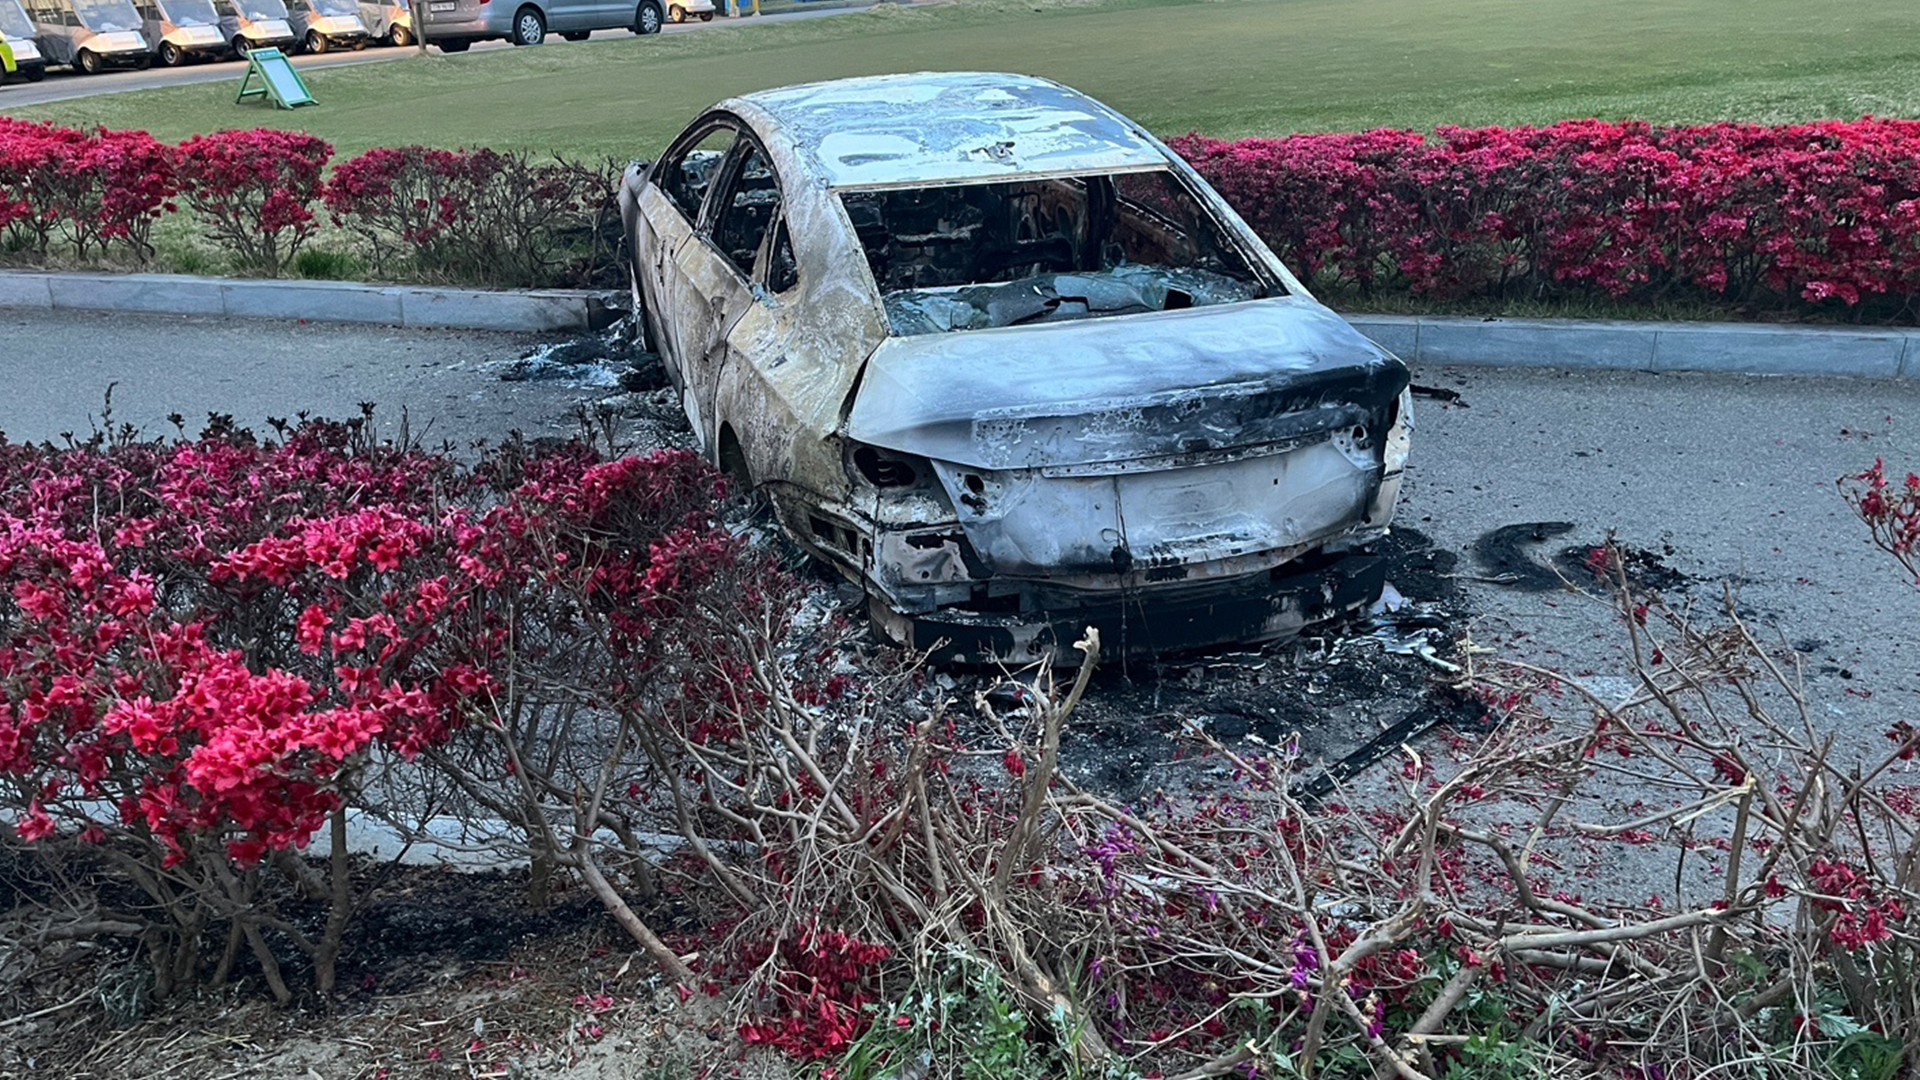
left=0, top=308, right=583, bottom=446
left=1402, top=365, right=1920, bottom=760
left=0, top=2, right=870, bottom=109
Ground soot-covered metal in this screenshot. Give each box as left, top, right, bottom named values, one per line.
left=619, top=72, right=1414, bottom=663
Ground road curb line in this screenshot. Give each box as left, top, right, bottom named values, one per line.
left=1346, top=314, right=1919, bottom=378
left=4, top=271, right=1915, bottom=373
left=0, top=270, right=623, bottom=334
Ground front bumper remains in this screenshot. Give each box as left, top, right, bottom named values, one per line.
left=871, top=552, right=1387, bottom=666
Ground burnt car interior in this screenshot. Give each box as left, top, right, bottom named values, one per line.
left=840, top=170, right=1281, bottom=336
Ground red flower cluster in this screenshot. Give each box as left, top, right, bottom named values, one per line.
left=737, top=925, right=893, bottom=1060
left=1173, top=118, right=1920, bottom=313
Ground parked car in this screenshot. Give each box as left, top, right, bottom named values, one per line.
left=664, top=0, right=709, bottom=22
left=212, top=0, right=293, bottom=53
left=134, top=0, right=227, bottom=64
left=283, top=0, right=364, bottom=49
left=0, top=0, right=48, bottom=80
left=22, top=0, right=151, bottom=72
left=418, top=0, right=662, bottom=50
left=357, top=0, right=406, bottom=44
left=619, top=72, right=1414, bottom=664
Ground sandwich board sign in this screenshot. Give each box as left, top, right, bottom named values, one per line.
left=235, top=48, right=316, bottom=109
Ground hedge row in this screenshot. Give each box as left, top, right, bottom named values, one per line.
left=0, top=120, right=619, bottom=288
left=1172, top=118, right=1920, bottom=316
left=6, top=117, right=1920, bottom=313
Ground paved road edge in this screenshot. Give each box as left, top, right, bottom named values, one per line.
left=0, top=270, right=623, bottom=334
left=1348, top=314, right=1918, bottom=378
left=4, top=271, right=1917, bottom=374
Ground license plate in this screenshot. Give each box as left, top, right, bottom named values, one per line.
left=429, top=2, right=455, bottom=11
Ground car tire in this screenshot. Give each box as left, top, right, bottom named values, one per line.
left=231, top=35, right=251, bottom=55
left=388, top=23, right=410, bottom=45
left=510, top=5, right=544, bottom=44
left=74, top=50, right=99, bottom=74
left=305, top=30, right=328, bottom=53
left=696, top=9, right=711, bottom=19
left=158, top=40, right=184, bottom=66
left=437, top=37, right=470, bottom=51
left=667, top=3, right=685, bottom=21
left=631, top=0, right=661, bottom=34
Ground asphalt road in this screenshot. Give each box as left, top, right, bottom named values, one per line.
left=3, top=306, right=1916, bottom=765
left=0, top=1, right=870, bottom=109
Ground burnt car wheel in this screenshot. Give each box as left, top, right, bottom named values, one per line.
left=631, top=0, right=662, bottom=33
left=305, top=29, right=328, bottom=52
left=511, top=5, right=545, bottom=44
left=158, top=40, right=184, bottom=66
left=231, top=35, right=251, bottom=55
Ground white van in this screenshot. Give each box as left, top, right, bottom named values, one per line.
left=0, top=0, right=48, bottom=79
left=22, top=0, right=151, bottom=72
left=356, top=0, right=405, bottom=44
left=134, top=0, right=226, bottom=63
left=212, top=0, right=293, bottom=54
left=283, top=0, right=366, bottom=51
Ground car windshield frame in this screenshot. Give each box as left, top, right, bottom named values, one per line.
left=311, top=0, right=354, bottom=16
left=234, top=0, right=286, bottom=19
left=0, top=0, right=35, bottom=36
left=836, top=164, right=1284, bottom=336
left=71, top=0, right=142, bottom=30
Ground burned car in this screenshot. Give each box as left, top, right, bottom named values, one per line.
left=619, top=72, right=1412, bottom=663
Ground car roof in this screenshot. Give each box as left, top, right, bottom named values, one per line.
left=731, top=72, right=1171, bottom=189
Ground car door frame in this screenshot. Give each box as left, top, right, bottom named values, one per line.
left=636, top=115, right=741, bottom=411
left=668, top=129, right=786, bottom=459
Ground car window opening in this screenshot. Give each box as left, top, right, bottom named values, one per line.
left=841, top=170, right=1278, bottom=337
left=713, top=144, right=781, bottom=279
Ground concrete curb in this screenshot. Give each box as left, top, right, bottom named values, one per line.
left=0, top=270, right=623, bottom=333
left=1346, top=314, right=1919, bottom=379
left=5, top=270, right=1916, bottom=375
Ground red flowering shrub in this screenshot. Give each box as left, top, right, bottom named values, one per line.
left=1174, top=117, right=1920, bottom=315
left=0, top=411, right=777, bottom=1002
left=0, top=118, right=176, bottom=262
left=175, top=129, right=332, bottom=275
left=322, top=146, right=619, bottom=287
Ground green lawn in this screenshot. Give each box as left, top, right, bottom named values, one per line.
left=12, top=0, right=1920, bottom=160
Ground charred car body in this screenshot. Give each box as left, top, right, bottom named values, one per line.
left=620, top=73, right=1412, bottom=663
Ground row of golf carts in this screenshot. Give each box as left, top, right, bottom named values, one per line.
left=0, top=0, right=409, bottom=76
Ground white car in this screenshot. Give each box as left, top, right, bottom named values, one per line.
left=619, top=72, right=1413, bottom=663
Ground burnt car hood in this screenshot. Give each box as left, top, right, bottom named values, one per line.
left=844, top=296, right=1408, bottom=470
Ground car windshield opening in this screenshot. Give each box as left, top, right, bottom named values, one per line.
left=72, top=0, right=142, bottom=29
left=165, top=0, right=219, bottom=23
left=841, top=169, right=1276, bottom=337
left=313, top=0, right=354, bottom=15
left=237, top=0, right=286, bottom=19
left=0, top=0, right=34, bottom=36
